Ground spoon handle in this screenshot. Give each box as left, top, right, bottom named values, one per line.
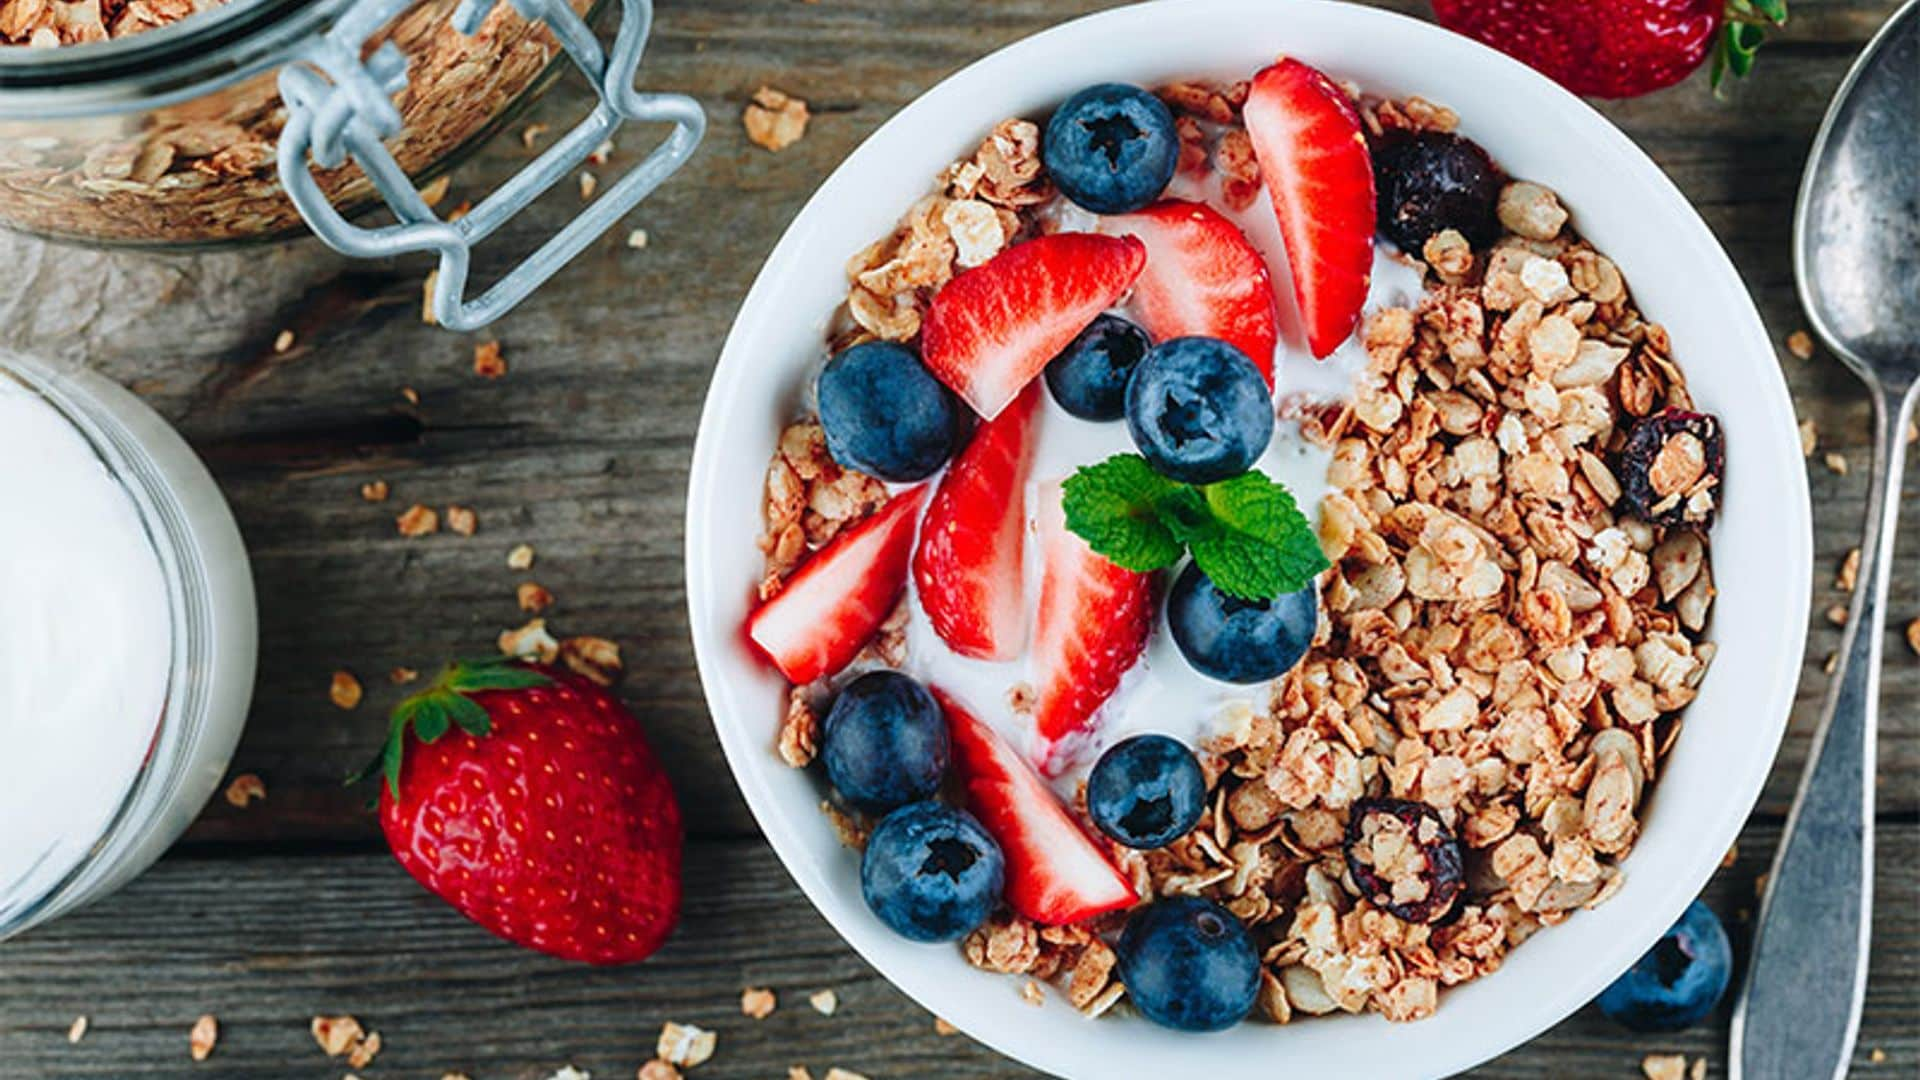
left=1730, top=383, right=1913, bottom=1080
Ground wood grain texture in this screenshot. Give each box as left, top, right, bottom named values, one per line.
left=0, top=0, right=1913, bottom=1076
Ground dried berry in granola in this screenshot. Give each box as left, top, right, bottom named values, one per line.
left=1342, top=797, right=1466, bottom=924
left=1618, top=409, right=1724, bottom=527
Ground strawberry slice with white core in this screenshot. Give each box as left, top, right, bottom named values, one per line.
left=1242, top=57, right=1377, bottom=360
left=937, top=689, right=1137, bottom=926
left=747, top=485, right=927, bottom=684
left=1108, top=200, right=1281, bottom=386
left=913, top=383, right=1041, bottom=660
left=1029, top=484, right=1154, bottom=776
left=922, top=232, right=1147, bottom=420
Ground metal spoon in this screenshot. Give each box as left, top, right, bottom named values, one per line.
left=1730, top=3, right=1920, bottom=1077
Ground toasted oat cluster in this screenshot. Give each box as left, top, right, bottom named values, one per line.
left=754, top=78, right=1718, bottom=1027
left=0, top=0, right=584, bottom=244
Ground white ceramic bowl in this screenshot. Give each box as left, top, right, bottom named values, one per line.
left=687, top=2, right=1810, bottom=1075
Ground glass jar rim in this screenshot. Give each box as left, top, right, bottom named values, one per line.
left=0, top=0, right=355, bottom=118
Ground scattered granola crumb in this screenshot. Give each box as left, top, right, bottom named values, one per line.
left=446, top=505, right=478, bottom=537
left=1871, top=1047, right=1888, bottom=1064
left=522, top=123, right=551, bottom=149
left=1906, top=619, right=1920, bottom=656
left=1786, top=330, right=1814, bottom=360
left=589, top=139, right=614, bottom=166
left=741, top=987, right=777, bottom=1019
left=933, top=1016, right=957, bottom=1036
left=518, top=582, right=554, bottom=613
left=312, top=1015, right=366, bottom=1058
left=67, top=1016, right=86, bottom=1044
left=422, top=269, right=439, bottom=325
left=655, top=1021, right=715, bottom=1068
left=820, top=800, right=868, bottom=849
left=823, top=1071, right=869, bottom=1080
left=347, top=1030, right=383, bottom=1069
left=224, top=773, right=266, bottom=808
left=1837, top=547, right=1861, bottom=592
left=273, top=329, right=295, bottom=354
left=579, top=171, right=598, bottom=201
left=397, top=504, right=440, bottom=537
left=473, top=340, right=507, bottom=379
left=360, top=479, right=390, bottom=503
left=189, top=1014, right=218, bottom=1061
left=559, top=635, right=623, bottom=686
left=507, top=543, right=536, bottom=570
left=499, top=618, right=560, bottom=663
left=1019, top=979, right=1045, bottom=1006
left=419, top=175, right=452, bottom=207
left=1799, top=418, right=1817, bottom=457
left=548, top=1068, right=589, bottom=1080
left=1824, top=652, right=1839, bottom=675
left=627, top=228, right=650, bottom=250
left=1720, top=843, right=1738, bottom=869
left=1689, top=1059, right=1708, bottom=1080
left=787, top=1069, right=812, bottom=1080
left=809, top=989, right=839, bottom=1016
left=745, top=86, right=810, bottom=151
left=1642, top=1053, right=1687, bottom=1080
left=401, top=386, right=421, bottom=406
left=1826, top=604, right=1849, bottom=627
left=330, top=671, right=363, bottom=710
left=1824, top=451, right=1849, bottom=475
left=390, top=667, right=419, bottom=685
left=638, top=1061, right=682, bottom=1080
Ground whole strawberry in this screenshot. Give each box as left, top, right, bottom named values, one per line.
left=1431, top=0, right=1787, bottom=99
left=365, top=659, right=681, bottom=965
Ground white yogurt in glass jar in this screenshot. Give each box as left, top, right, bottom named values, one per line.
left=0, top=355, right=256, bottom=939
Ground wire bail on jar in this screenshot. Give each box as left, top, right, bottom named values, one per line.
left=275, top=0, right=705, bottom=331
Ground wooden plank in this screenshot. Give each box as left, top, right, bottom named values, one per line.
left=1, top=822, right=1913, bottom=1078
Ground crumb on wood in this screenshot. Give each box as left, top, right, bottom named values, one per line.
left=224, top=773, right=266, bottom=808
left=390, top=667, right=420, bottom=685
left=741, top=987, right=776, bottom=1019
left=745, top=86, right=809, bottom=151
left=189, top=1015, right=217, bottom=1061
left=508, top=543, right=536, bottom=570
left=397, top=504, right=439, bottom=537
left=419, top=175, right=451, bottom=207
left=655, top=1022, right=715, bottom=1068
left=360, top=479, right=390, bottom=503
left=330, top=670, right=363, bottom=710
left=809, top=989, right=838, bottom=1016
left=67, top=1016, right=86, bottom=1045
left=1786, top=330, right=1814, bottom=360
left=273, top=329, right=295, bottom=354
left=445, top=505, right=478, bottom=537
left=1824, top=451, right=1849, bottom=475
left=499, top=618, right=560, bottom=663
left=638, top=1061, right=681, bottom=1080
left=1641, top=1053, right=1687, bottom=1080
left=517, top=582, right=554, bottom=613
left=473, top=340, right=506, bottom=379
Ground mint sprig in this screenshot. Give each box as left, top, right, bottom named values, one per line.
left=1062, top=453, right=1329, bottom=601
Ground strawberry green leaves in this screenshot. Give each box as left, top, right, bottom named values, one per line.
left=1062, top=453, right=1329, bottom=601
left=1712, top=0, right=1788, bottom=91
left=350, top=657, right=551, bottom=799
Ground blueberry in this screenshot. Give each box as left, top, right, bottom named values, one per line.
left=1087, top=734, right=1206, bottom=849
left=821, top=671, right=949, bottom=814
left=817, top=341, right=964, bottom=481
left=860, top=802, right=1004, bottom=943
left=1043, top=83, right=1179, bottom=215
left=1115, top=897, right=1259, bottom=1032
left=1044, top=313, right=1151, bottom=421
left=1596, top=900, right=1733, bottom=1032
left=1371, top=129, right=1505, bottom=253
left=1125, top=337, right=1273, bottom=484
left=1166, top=563, right=1316, bottom=684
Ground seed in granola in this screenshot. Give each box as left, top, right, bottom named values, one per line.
left=1342, top=797, right=1466, bottom=924
left=329, top=670, right=362, bottom=710
left=224, top=772, right=266, bottom=808
left=1618, top=410, right=1724, bottom=526
left=189, top=1014, right=217, bottom=1061
left=1371, top=129, right=1504, bottom=250
left=745, top=86, right=809, bottom=152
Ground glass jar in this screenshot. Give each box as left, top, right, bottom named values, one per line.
left=0, top=354, right=256, bottom=941
left=0, top=0, right=703, bottom=329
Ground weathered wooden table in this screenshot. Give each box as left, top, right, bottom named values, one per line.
left=0, top=1, right=1913, bottom=1076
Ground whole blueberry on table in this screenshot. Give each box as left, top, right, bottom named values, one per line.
left=1371, top=128, right=1505, bottom=252
left=1044, top=313, right=1152, bottom=421
left=1167, top=563, right=1316, bottom=683
left=1116, top=896, right=1260, bottom=1031
left=821, top=670, right=949, bottom=813
left=817, top=340, right=964, bottom=481
left=1597, top=899, right=1733, bottom=1032
left=860, top=801, right=1004, bottom=943
left=1044, top=83, right=1180, bottom=215
left=1125, top=336, right=1274, bottom=484
left=1086, top=734, right=1206, bottom=849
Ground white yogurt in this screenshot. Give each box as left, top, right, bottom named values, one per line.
left=0, top=376, right=173, bottom=917
left=905, top=181, right=1426, bottom=788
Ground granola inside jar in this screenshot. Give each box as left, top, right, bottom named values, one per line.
left=0, top=0, right=599, bottom=246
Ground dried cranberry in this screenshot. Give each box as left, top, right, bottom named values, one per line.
left=1342, top=797, right=1466, bottom=924
left=1618, top=409, right=1725, bottom=527
left=1370, top=130, right=1504, bottom=252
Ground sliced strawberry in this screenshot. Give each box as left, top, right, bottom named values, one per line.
left=747, top=485, right=926, bottom=684
left=922, top=232, right=1146, bottom=420
left=1029, top=484, right=1154, bottom=776
left=1242, top=58, right=1376, bottom=360
left=913, top=383, right=1040, bottom=660
left=937, top=690, right=1137, bottom=926
left=1108, top=200, right=1281, bottom=385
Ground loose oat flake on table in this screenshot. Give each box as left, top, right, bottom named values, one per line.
left=743, top=55, right=1721, bottom=1031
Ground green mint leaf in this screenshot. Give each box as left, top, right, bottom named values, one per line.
left=1190, top=472, right=1330, bottom=600
left=1062, top=454, right=1185, bottom=572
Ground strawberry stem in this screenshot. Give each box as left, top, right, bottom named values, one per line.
left=344, top=657, right=551, bottom=801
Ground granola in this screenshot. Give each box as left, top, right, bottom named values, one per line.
left=749, top=67, right=1719, bottom=1031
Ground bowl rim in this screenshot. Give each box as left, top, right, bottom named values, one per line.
left=686, top=1, right=1811, bottom=1075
